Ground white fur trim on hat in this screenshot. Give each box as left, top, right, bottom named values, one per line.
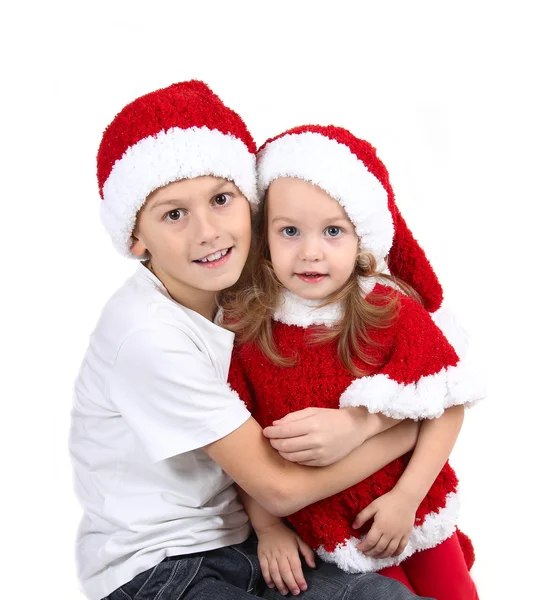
left=316, top=491, right=460, bottom=572
left=257, top=132, right=394, bottom=261
left=339, top=356, right=485, bottom=419
left=100, top=126, right=258, bottom=258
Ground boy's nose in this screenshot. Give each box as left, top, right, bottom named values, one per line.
left=195, top=212, right=220, bottom=245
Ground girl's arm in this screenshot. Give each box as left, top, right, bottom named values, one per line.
left=354, top=405, right=464, bottom=556
left=263, top=406, right=402, bottom=466
left=203, top=417, right=419, bottom=517
left=394, top=405, right=464, bottom=505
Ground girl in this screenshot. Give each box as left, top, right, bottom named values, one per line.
left=226, top=125, right=485, bottom=599
left=71, top=82, right=430, bottom=600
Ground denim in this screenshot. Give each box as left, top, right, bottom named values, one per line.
left=105, top=537, right=433, bottom=600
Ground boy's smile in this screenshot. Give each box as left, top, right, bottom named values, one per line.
left=194, top=247, right=232, bottom=265
left=131, top=176, right=251, bottom=318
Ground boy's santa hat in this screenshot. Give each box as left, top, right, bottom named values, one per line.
left=97, top=80, right=258, bottom=258
left=257, top=125, right=467, bottom=354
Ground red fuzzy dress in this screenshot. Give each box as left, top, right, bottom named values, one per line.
left=228, top=283, right=484, bottom=574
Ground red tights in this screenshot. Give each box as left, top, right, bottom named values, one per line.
left=378, top=533, right=479, bottom=600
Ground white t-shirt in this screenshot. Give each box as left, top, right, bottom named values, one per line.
left=70, top=265, right=251, bottom=600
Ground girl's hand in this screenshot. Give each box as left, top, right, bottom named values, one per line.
left=353, top=488, right=418, bottom=559
left=256, top=521, right=316, bottom=596
left=263, top=407, right=371, bottom=466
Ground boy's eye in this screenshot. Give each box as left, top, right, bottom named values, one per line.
left=165, top=209, right=185, bottom=222
left=213, top=193, right=232, bottom=206
left=325, top=226, right=342, bottom=237
left=282, top=226, right=298, bottom=237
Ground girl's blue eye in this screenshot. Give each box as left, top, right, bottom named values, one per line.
left=165, top=209, right=185, bottom=222
left=213, top=193, right=232, bottom=206
left=282, top=226, right=298, bottom=237
left=325, top=226, right=342, bottom=237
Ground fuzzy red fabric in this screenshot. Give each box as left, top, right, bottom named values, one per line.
left=229, top=286, right=472, bottom=568
left=387, top=208, right=443, bottom=312
left=96, top=80, right=256, bottom=197
left=455, top=528, right=476, bottom=571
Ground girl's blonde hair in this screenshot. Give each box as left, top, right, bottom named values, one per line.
left=222, top=192, right=421, bottom=377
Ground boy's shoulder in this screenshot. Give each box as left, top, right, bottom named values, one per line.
left=93, top=266, right=199, bottom=350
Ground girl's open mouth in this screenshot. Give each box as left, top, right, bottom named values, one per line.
left=296, top=272, right=327, bottom=283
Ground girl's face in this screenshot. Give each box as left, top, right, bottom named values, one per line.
left=131, top=176, right=251, bottom=317
left=266, top=177, right=359, bottom=301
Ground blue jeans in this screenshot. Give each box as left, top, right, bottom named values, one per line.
left=105, top=537, right=433, bottom=600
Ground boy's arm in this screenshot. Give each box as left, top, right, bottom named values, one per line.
left=236, top=487, right=316, bottom=596
left=236, top=485, right=282, bottom=534
left=263, top=406, right=402, bottom=466
left=112, top=327, right=418, bottom=519
left=204, top=417, right=419, bottom=517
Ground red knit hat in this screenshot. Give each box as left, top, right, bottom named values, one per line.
left=97, top=80, right=258, bottom=257
left=257, top=125, right=443, bottom=313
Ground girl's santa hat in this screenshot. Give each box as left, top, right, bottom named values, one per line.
left=97, top=80, right=258, bottom=258
left=257, top=125, right=467, bottom=355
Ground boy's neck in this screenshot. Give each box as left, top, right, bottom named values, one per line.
left=146, top=261, right=217, bottom=321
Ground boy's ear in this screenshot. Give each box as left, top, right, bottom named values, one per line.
left=130, top=234, right=147, bottom=258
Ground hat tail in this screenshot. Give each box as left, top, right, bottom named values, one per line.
left=387, top=209, right=443, bottom=313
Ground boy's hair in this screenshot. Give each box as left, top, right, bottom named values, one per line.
left=222, top=197, right=421, bottom=377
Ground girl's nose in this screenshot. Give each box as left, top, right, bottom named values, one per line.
left=299, top=237, right=323, bottom=261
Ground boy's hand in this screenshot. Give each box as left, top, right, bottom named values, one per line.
left=353, top=488, right=418, bottom=559
left=263, top=407, right=371, bottom=466
left=256, top=521, right=316, bottom=596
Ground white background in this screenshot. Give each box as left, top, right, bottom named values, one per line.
left=2, top=1, right=552, bottom=598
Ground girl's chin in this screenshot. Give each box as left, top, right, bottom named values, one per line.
left=295, top=289, right=332, bottom=301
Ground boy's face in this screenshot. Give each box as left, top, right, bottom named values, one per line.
left=132, top=176, right=251, bottom=310
left=266, top=177, right=359, bottom=301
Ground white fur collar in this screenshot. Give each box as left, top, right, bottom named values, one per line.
left=273, top=277, right=378, bottom=328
